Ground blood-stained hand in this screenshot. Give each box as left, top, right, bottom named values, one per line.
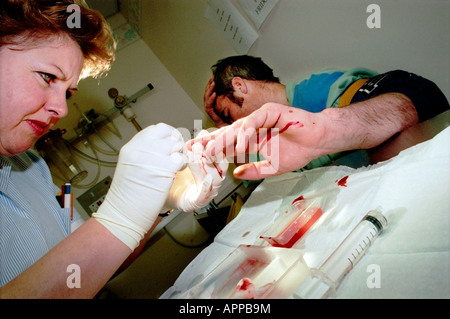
left=190, top=93, right=423, bottom=181
left=165, top=130, right=229, bottom=212
left=188, top=103, right=329, bottom=181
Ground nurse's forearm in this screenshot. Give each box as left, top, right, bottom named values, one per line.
left=0, top=218, right=131, bottom=299
left=320, top=93, right=418, bottom=153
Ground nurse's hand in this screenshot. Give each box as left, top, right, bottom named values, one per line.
left=93, top=123, right=187, bottom=251
left=165, top=130, right=228, bottom=212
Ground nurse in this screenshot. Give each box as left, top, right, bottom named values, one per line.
left=0, top=0, right=224, bottom=298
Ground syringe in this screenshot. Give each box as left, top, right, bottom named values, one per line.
left=317, top=209, right=387, bottom=294
left=295, top=209, right=387, bottom=298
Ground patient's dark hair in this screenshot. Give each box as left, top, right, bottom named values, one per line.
left=212, top=55, right=280, bottom=97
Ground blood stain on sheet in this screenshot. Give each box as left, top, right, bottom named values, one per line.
left=336, top=175, right=349, bottom=187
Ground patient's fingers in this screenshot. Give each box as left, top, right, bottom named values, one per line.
left=200, top=123, right=241, bottom=157
left=187, top=126, right=225, bottom=150
left=233, top=160, right=280, bottom=180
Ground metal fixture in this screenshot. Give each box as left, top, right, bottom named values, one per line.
left=106, top=83, right=154, bottom=132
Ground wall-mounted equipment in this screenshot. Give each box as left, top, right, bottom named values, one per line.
left=77, top=176, right=112, bottom=216
left=36, top=83, right=154, bottom=190
left=35, top=128, right=88, bottom=184
left=106, top=83, right=154, bottom=132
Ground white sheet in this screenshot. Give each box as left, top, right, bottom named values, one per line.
left=161, top=126, right=450, bottom=299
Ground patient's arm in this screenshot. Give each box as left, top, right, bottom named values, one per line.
left=191, top=93, right=419, bottom=180
left=320, top=92, right=418, bottom=154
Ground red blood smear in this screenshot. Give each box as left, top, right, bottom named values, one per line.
left=213, top=162, right=224, bottom=179
left=200, top=154, right=208, bottom=175
left=336, top=175, right=349, bottom=187
left=215, top=258, right=263, bottom=298
left=261, top=207, right=323, bottom=248
left=279, top=121, right=303, bottom=134
left=237, top=278, right=252, bottom=291
left=235, top=258, right=263, bottom=277
left=291, top=195, right=304, bottom=204
left=259, top=121, right=303, bottom=146
left=234, top=278, right=255, bottom=299
left=201, top=154, right=224, bottom=179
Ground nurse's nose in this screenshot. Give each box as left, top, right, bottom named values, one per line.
left=44, top=91, right=69, bottom=118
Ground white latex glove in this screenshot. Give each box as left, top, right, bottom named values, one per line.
left=93, top=123, right=187, bottom=251
left=164, top=131, right=229, bottom=212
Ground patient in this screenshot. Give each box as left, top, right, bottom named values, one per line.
left=204, top=55, right=449, bottom=128
left=196, top=55, right=449, bottom=176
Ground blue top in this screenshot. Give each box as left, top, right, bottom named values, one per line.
left=292, top=71, right=344, bottom=112
left=286, top=67, right=378, bottom=170
left=0, top=150, right=72, bottom=286
left=286, top=67, right=378, bottom=111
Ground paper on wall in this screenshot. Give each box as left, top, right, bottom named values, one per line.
left=237, top=0, right=279, bottom=29
left=205, top=0, right=259, bottom=54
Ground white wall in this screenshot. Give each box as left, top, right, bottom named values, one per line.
left=132, top=0, right=449, bottom=114
left=253, top=0, right=450, bottom=87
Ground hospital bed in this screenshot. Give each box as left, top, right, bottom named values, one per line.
left=161, top=110, right=450, bottom=299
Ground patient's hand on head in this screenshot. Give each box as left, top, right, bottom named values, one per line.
left=204, top=77, right=229, bottom=128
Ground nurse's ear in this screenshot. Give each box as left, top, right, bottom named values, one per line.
left=231, top=77, right=248, bottom=95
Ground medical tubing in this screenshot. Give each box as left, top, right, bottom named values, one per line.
left=92, top=127, right=120, bottom=155
left=61, top=137, right=106, bottom=189
left=314, top=209, right=387, bottom=290
left=70, top=138, right=103, bottom=189
left=66, top=139, right=118, bottom=166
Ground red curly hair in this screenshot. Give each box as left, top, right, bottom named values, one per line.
left=0, top=0, right=116, bottom=79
